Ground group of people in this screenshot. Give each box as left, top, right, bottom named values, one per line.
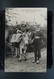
left=5, top=25, right=44, bottom=64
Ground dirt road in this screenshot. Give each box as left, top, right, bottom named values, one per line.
left=4, top=48, right=47, bottom=72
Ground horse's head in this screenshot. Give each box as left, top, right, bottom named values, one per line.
left=22, top=33, right=29, bottom=44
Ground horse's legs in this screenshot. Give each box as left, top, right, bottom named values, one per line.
left=23, top=46, right=27, bottom=60
left=17, top=48, right=20, bottom=58
left=19, top=45, right=22, bottom=61
left=15, top=47, right=18, bottom=57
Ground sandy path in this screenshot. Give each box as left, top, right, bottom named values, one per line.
left=4, top=48, right=47, bottom=72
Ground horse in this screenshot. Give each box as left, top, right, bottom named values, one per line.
left=10, top=30, right=30, bottom=61
left=19, top=32, right=29, bottom=61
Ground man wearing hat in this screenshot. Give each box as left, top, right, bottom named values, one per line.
left=32, top=25, right=44, bottom=64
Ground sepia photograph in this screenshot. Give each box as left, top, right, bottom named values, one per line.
left=5, top=8, right=47, bottom=72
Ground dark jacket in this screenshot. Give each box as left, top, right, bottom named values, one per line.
left=33, top=31, right=44, bottom=50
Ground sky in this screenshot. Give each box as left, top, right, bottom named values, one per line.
left=5, top=8, right=47, bottom=27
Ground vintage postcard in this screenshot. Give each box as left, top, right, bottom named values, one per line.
left=5, top=8, right=47, bottom=72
